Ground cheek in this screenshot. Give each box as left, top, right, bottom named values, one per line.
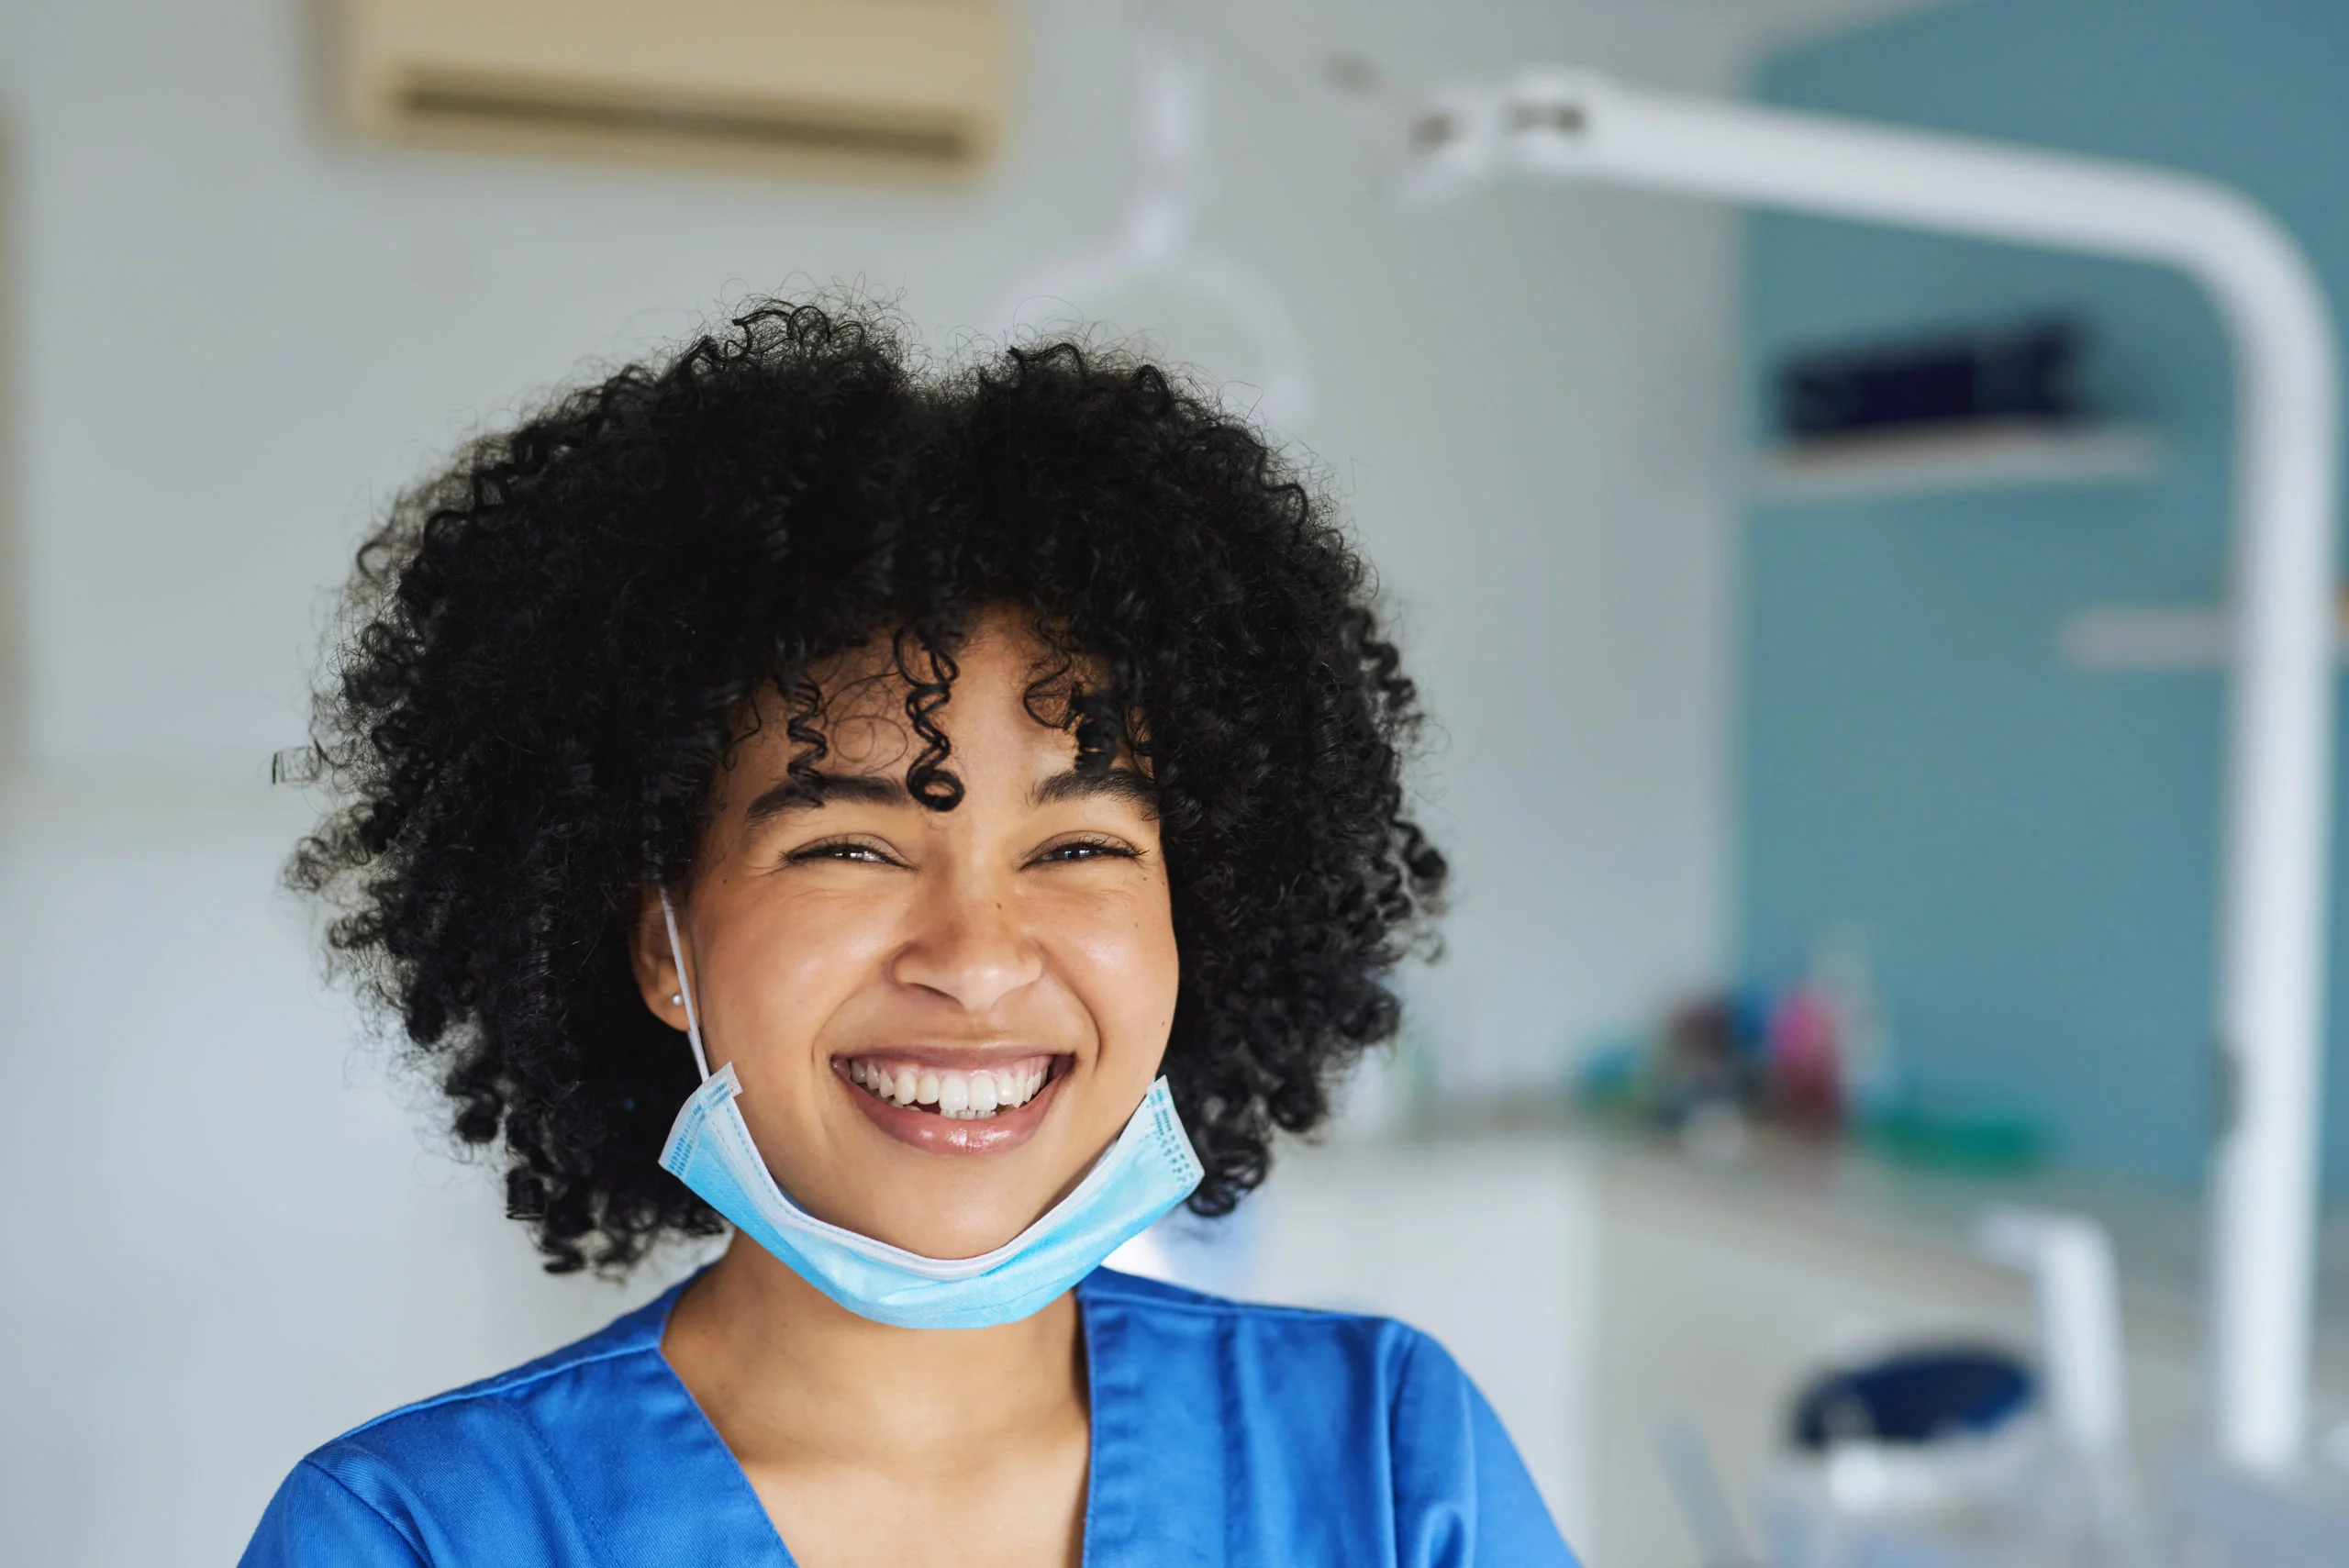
left=1059, top=888, right=1181, bottom=1056
left=716, top=892, right=898, bottom=1059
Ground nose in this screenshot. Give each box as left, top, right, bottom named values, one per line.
left=888, top=875, right=1045, bottom=1015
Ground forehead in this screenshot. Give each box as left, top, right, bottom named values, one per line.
left=755, top=614, right=1102, bottom=770
left=715, top=609, right=1154, bottom=826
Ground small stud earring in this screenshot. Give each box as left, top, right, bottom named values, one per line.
left=670, top=992, right=684, bottom=1006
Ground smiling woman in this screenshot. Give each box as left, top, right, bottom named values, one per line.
left=246, top=299, right=1577, bottom=1567
left=651, top=628, right=1181, bottom=1224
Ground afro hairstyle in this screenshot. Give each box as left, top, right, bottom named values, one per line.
left=291, top=299, right=1446, bottom=1273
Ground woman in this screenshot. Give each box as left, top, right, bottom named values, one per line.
left=245, top=300, right=1575, bottom=1567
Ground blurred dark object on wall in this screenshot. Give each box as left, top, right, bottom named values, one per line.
left=1776, top=317, right=2088, bottom=439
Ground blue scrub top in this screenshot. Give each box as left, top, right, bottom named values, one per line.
left=241, top=1267, right=1577, bottom=1567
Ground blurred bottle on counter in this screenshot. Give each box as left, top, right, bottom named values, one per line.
left=1575, top=925, right=2046, bottom=1175
left=1811, top=929, right=1903, bottom=1124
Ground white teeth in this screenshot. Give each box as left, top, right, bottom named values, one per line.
left=937, top=1072, right=971, bottom=1117
left=847, top=1061, right=1055, bottom=1117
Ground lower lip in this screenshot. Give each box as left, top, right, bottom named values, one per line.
left=836, top=1062, right=1066, bottom=1155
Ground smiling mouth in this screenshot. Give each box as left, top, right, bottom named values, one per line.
left=841, top=1056, right=1063, bottom=1121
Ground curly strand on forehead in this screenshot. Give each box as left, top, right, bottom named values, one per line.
left=291, top=296, right=1443, bottom=1274
left=763, top=610, right=1139, bottom=812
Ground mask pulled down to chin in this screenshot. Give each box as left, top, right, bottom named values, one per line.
left=656, top=891, right=1204, bottom=1330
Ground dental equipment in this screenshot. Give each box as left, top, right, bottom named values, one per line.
left=1979, top=1207, right=2149, bottom=1561
left=991, top=11, right=1312, bottom=425
left=1401, top=70, right=2340, bottom=1475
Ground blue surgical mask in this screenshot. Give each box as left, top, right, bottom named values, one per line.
left=654, top=893, right=1203, bottom=1330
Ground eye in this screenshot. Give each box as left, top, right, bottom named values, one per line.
left=1031, top=837, right=1140, bottom=866
left=785, top=837, right=900, bottom=867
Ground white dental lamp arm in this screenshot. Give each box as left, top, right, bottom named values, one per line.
left=1406, top=71, right=2339, bottom=1473
left=992, top=9, right=1313, bottom=424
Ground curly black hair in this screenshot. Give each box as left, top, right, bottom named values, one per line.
left=291, top=298, right=1445, bottom=1274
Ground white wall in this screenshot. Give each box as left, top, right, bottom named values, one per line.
left=0, top=0, right=1904, bottom=1561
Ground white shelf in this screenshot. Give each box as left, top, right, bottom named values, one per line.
left=2060, top=604, right=2349, bottom=671
left=1753, top=420, right=2164, bottom=504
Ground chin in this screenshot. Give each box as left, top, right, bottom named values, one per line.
left=873, top=1196, right=1050, bottom=1261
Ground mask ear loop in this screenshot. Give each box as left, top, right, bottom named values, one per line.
left=658, top=888, right=713, bottom=1082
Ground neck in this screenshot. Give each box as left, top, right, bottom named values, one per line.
left=662, top=1236, right=1087, bottom=1474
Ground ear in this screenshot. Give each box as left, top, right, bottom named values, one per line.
left=630, top=884, right=693, bottom=1033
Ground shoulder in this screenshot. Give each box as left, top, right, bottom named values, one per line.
left=1079, top=1266, right=1483, bottom=1444
left=1078, top=1270, right=1577, bottom=1565
left=239, top=1286, right=685, bottom=1567
left=322, top=1283, right=676, bottom=1462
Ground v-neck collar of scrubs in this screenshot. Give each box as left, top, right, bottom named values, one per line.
left=251, top=1265, right=1578, bottom=1565
left=639, top=1270, right=1117, bottom=1567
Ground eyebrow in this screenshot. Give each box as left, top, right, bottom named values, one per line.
left=743, top=771, right=907, bottom=824
left=742, top=765, right=1158, bottom=824
left=1032, top=766, right=1158, bottom=815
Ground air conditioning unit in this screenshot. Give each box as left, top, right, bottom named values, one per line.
left=340, top=0, right=1011, bottom=180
